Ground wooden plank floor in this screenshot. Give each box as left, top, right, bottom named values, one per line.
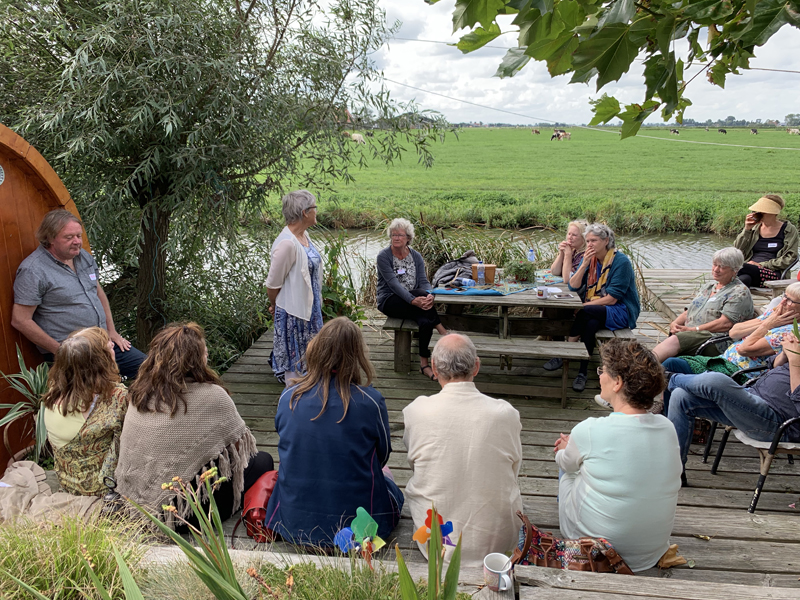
left=221, top=319, right=800, bottom=592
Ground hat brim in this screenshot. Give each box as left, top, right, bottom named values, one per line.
left=748, top=197, right=782, bottom=214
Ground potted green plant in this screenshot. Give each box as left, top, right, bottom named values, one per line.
left=1, top=345, right=50, bottom=467
left=504, top=259, right=538, bottom=283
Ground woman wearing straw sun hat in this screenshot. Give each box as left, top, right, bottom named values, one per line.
left=734, top=194, right=798, bottom=287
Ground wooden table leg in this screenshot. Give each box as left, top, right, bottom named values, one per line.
left=561, top=359, right=569, bottom=409
left=394, top=330, right=412, bottom=373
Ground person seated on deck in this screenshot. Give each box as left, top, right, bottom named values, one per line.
left=733, top=194, right=798, bottom=288
left=554, top=339, right=681, bottom=573
left=115, top=322, right=273, bottom=530
left=376, top=218, right=447, bottom=382
left=652, top=248, right=753, bottom=362
left=666, top=333, right=800, bottom=487
left=264, top=317, right=403, bottom=547
left=550, top=220, right=587, bottom=278
left=661, top=282, right=800, bottom=379
left=42, top=327, right=128, bottom=496
left=12, top=209, right=146, bottom=380
left=543, top=223, right=640, bottom=393
left=403, top=333, right=523, bottom=567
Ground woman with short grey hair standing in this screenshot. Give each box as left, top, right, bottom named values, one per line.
left=376, top=218, right=447, bottom=381
left=265, top=190, right=324, bottom=386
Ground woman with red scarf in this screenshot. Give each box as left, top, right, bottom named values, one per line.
left=543, top=223, right=640, bottom=392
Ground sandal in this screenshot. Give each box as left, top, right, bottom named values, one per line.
left=420, top=364, right=438, bottom=381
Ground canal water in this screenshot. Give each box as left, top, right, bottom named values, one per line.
left=340, top=229, right=735, bottom=271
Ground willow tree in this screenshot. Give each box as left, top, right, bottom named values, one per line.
left=429, top=0, right=799, bottom=136
left=1, top=0, right=447, bottom=344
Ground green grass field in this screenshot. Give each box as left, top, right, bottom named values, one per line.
left=318, top=127, right=800, bottom=235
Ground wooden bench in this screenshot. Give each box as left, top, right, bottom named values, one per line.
left=382, top=317, right=420, bottom=374
left=763, top=278, right=794, bottom=298
left=595, top=328, right=635, bottom=342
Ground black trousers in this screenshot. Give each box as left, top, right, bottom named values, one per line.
left=380, top=289, right=442, bottom=359
left=736, top=262, right=778, bottom=287
left=569, top=305, right=607, bottom=375
left=177, top=450, right=274, bottom=531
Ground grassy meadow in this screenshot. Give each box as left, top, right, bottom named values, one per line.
left=317, top=126, right=800, bottom=235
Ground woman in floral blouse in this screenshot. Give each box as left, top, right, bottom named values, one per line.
left=42, top=327, right=127, bottom=496
left=653, top=247, right=753, bottom=362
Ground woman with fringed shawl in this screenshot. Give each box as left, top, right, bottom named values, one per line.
left=543, top=223, right=640, bottom=393
left=115, top=322, right=273, bottom=530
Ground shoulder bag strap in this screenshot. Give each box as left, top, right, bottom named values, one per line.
left=510, top=511, right=534, bottom=565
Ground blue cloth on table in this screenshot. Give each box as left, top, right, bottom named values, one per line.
left=264, top=380, right=403, bottom=546
left=271, top=244, right=324, bottom=376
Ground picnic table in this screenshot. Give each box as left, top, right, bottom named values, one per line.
left=433, top=283, right=583, bottom=339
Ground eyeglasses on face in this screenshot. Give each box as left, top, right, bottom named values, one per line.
left=784, top=295, right=799, bottom=306
left=391, top=233, right=407, bottom=238
left=597, top=366, right=605, bottom=377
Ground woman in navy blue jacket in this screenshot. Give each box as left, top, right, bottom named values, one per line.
left=264, top=317, right=403, bottom=547
left=544, top=223, right=640, bottom=393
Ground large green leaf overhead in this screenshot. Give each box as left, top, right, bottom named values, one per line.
left=431, top=0, right=800, bottom=136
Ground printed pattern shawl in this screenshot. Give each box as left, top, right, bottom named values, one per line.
left=586, top=249, right=617, bottom=301
left=114, top=382, right=257, bottom=529
left=53, top=385, right=128, bottom=496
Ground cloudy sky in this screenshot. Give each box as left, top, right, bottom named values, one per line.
left=374, top=1, right=800, bottom=125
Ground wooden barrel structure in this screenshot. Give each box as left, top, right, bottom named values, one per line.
left=0, top=124, right=90, bottom=472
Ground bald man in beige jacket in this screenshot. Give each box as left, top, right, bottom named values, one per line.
left=403, top=333, right=523, bottom=567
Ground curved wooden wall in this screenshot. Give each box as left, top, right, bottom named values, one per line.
left=0, top=124, right=89, bottom=471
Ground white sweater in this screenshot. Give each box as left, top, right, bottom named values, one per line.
left=265, top=227, right=321, bottom=321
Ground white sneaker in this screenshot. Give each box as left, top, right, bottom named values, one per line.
left=594, top=395, right=612, bottom=410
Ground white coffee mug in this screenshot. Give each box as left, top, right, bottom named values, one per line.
left=483, top=553, right=513, bottom=592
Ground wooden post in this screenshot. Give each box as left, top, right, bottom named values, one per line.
left=561, top=359, right=570, bottom=408
left=394, top=330, right=412, bottom=373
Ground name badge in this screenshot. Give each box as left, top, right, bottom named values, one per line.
left=89, top=272, right=97, bottom=281
left=396, top=268, right=406, bottom=275
left=707, top=296, right=719, bottom=302
left=768, top=243, right=778, bottom=248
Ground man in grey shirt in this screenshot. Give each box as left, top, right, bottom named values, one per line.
left=666, top=333, right=800, bottom=485
left=12, top=209, right=145, bottom=379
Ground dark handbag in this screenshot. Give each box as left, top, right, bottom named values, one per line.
left=510, top=511, right=634, bottom=575
left=231, top=470, right=278, bottom=543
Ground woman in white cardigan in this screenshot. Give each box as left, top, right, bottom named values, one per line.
left=266, top=190, right=324, bottom=386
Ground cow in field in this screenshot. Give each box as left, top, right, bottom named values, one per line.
left=750, top=129, right=758, bottom=135
left=705, top=126, right=709, bottom=131
left=669, top=129, right=680, bottom=135
left=532, top=128, right=540, bottom=135
left=788, top=128, right=800, bottom=135
left=718, top=128, right=727, bottom=134
left=550, top=132, right=560, bottom=141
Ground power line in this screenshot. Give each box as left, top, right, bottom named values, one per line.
left=382, top=77, right=800, bottom=151
left=388, top=36, right=800, bottom=74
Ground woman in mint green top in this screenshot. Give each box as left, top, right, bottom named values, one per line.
left=554, top=339, right=681, bottom=572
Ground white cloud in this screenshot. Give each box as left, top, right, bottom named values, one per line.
left=377, top=1, right=800, bottom=124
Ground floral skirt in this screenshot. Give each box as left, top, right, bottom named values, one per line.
left=271, top=307, right=322, bottom=375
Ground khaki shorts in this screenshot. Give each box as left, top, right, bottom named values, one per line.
left=676, top=330, right=717, bottom=356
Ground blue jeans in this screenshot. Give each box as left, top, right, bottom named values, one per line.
left=667, top=372, right=786, bottom=464
left=113, top=343, right=146, bottom=380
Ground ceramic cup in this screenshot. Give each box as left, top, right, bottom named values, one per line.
left=483, top=553, right=513, bottom=592
left=536, top=286, right=549, bottom=299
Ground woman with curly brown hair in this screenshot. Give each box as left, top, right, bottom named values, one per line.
left=552, top=339, right=681, bottom=572
left=115, top=322, right=273, bottom=528
left=43, top=327, right=127, bottom=496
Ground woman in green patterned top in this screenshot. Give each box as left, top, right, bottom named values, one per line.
left=42, top=327, right=127, bottom=496
left=653, top=248, right=753, bottom=362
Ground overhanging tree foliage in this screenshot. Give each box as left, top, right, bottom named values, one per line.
left=1, top=0, right=448, bottom=345
left=428, top=0, right=800, bottom=137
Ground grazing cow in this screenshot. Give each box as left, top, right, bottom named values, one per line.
left=550, top=132, right=560, bottom=141
left=669, top=129, right=680, bottom=135
left=562, top=132, right=571, bottom=140
left=718, top=128, right=727, bottom=134
left=750, top=128, right=758, bottom=135
left=532, top=128, right=540, bottom=135
left=788, top=129, right=800, bottom=135
left=705, top=126, right=709, bottom=131
left=350, top=133, right=366, bottom=144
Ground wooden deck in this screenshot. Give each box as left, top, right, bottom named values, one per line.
left=221, top=306, right=800, bottom=595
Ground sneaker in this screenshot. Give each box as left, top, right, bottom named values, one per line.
left=594, top=394, right=612, bottom=410
left=680, top=471, right=689, bottom=488
left=543, top=357, right=563, bottom=371
left=572, top=373, right=588, bottom=392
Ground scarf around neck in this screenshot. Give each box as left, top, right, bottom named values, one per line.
left=586, top=248, right=616, bottom=301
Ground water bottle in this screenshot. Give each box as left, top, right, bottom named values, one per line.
left=527, top=248, right=537, bottom=263
left=455, top=277, right=476, bottom=287
left=476, top=261, right=485, bottom=286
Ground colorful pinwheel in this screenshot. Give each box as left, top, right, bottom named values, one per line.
left=412, top=508, right=455, bottom=546
left=333, top=507, right=386, bottom=569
